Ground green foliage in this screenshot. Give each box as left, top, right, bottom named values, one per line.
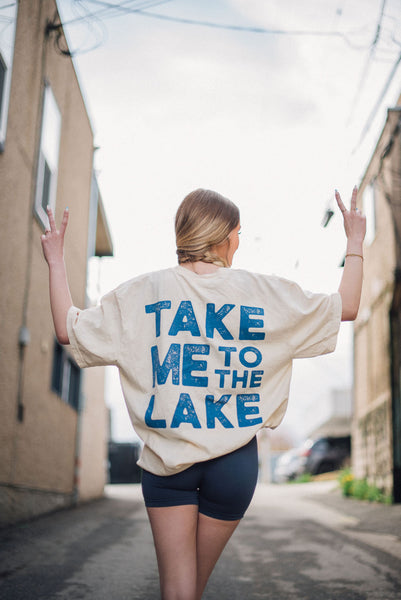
left=291, top=473, right=313, bottom=484
left=338, top=469, right=393, bottom=504
left=338, top=469, right=354, bottom=496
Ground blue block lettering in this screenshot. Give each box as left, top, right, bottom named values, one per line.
left=236, top=394, right=263, bottom=427
left=182, top=344, right=209, bottom=387
left=145, top=395, right=167, bottom=428
left=145, top=301, right=171, bottom=337
left=206, top=304, right=235, bottom=339
left=250, top=370, right=264, bottom=387
left=215, top=369, right=230, bottom=387
left=151, top=344, right=180, bottom=386
left=169, top=301, right=201, bottom=336
left=218, top=346, right=237, bottom=366
left=205, top=394, right=234, bottom=429
left=232, top=370, right=249, bottom=388
left=171, top=393, right=202, bottom=428
left=239, top=306, right=265, bottom=340
left=239, top=346, right=262, bottom=368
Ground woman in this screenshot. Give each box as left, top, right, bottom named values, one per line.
left=41, top=187, right=365, bottom=600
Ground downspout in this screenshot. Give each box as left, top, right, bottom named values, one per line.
left=71, top=165, right=99, bottom=506
left=383, top=109, right=401, bottom=502
left=390, top=270, right=401, bottom=502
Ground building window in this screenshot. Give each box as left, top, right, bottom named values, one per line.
left=0, top=2, right=18, bottom=151
left=34, top=83, right=62, bottom=229
left=363, top=182, right=376, bottom=245
left=51, top=340, right=81, bottom=411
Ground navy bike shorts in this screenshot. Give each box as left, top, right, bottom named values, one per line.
left=141, top=437, right=258, bottom=521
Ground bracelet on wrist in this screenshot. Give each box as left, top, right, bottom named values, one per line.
left=345, top=253, right=363, bottom=261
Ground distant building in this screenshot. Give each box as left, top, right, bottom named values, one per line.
left=108, top=442, right=142, bottom=484
left=353, top=95, right=401, bottom=502
left=306, top=388, right=352, bottom=440
left=0, top=0, right=113, bottom=525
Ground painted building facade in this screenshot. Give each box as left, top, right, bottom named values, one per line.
left=353, top=95, right=401, bottom=502
left=0, top=0, right=113, bottom=525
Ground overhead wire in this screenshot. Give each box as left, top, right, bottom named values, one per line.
left=346, top=0, right=387, bottom=125
left=63, top=0, right=174, bottom=25
left=51, top=0, right=172, bottom=55
left=352, top=49, right=401, bottom=153
left=60, top=0, right=401, bottom=222
left=59, top=0, right=375, bottom=50
left=0, top=2, right=17, bottom=10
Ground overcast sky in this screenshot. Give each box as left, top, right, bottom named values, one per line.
left=58, top=0, right=401, bottom=444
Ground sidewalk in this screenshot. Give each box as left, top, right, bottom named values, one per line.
left=251, top=479, right=401, bottom=562
left=314, top=482, right=401, bottom=539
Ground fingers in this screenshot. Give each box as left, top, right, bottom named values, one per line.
left=335, top=186, right=359, bottom=214
left=335, top=189, right=347, bottom=214
left=45, top=206, right=69, bottom=236
left=350, top=186, right=358, bottom=212
left=47, top=205, right=57, bottom=232
left=59, top=207, right=69, bottom=236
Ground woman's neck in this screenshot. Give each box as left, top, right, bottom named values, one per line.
left=180, top=261, right=221, bottom=275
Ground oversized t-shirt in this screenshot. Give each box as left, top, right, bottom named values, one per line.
left=67, top=265, right=342, bottom=476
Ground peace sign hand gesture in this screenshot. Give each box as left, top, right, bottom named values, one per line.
left=41, top=206, right=69, bottom=267
left=335, top=186, right=366, bottom=244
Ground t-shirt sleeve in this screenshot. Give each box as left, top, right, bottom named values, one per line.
left=67, top=289, right=122, bottom=368
left=291, top=284, right=342, bottom=358
left=271, top=278, right=342, bottom=359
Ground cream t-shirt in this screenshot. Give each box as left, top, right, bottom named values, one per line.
left=67, top=266, right=342, bottom=476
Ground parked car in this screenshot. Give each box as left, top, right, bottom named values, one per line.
left=274, top=447, right=304, bottom=483
left=298, top=436, right=351, bottom=476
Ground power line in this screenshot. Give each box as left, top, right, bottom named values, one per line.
left=60, top=0, right=372, bottom=49
left=352, top=49, right=401, bottom=153
left=61, top=0, right=173, bottom=25
left=347, top=0, right=387, bottom=125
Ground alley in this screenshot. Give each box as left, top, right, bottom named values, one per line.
left=1, top=481, right=401, bottom=600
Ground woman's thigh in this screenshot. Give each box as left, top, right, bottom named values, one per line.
left=198, top=437, right=259, bottom=520
left=147, top=504, right=199, bottom=599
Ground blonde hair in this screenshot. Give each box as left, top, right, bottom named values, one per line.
left=175, top=189, right=240, bottom=268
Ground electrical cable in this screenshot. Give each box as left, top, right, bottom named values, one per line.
left=59, top=0, right=373, bottom=50
left=0, top=2, right=17, bottom=10
left=346, top=0, right=387, bottom=125
left=62, top=0, right=173, bottom=24
left=352, top=49, right=401, bottom=153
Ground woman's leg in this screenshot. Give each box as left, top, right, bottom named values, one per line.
left=147, top=505, right=239, bottom=600
left=195, top=513, right=240, bottom=600
left=146, top=504, right=199, bottom=600
left=143, top=438, right=258, bottom=598
left=195, top=437, right=259, bottom=598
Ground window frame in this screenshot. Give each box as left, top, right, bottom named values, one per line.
left=51, top=339, right=81, bottom=412
left=34, top=82, right=62, bottom=230
left=0, top=2, right=18, bottom=152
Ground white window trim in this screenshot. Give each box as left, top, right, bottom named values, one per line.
left=0, top=2, right=18, bottom=151
left=34, top=82, right=62, bottom=229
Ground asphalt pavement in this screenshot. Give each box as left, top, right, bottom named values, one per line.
left=1, top=480, right=400, bottom=600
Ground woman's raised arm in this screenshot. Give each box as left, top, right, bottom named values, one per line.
left=335, top=187, right=366, bottom=321
left=41, top=206, right=73, bottom=344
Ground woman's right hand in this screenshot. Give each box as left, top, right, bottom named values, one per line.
left=335, top=186, right=366, bottom=245
left=41, top=206, right=69, bottom=266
